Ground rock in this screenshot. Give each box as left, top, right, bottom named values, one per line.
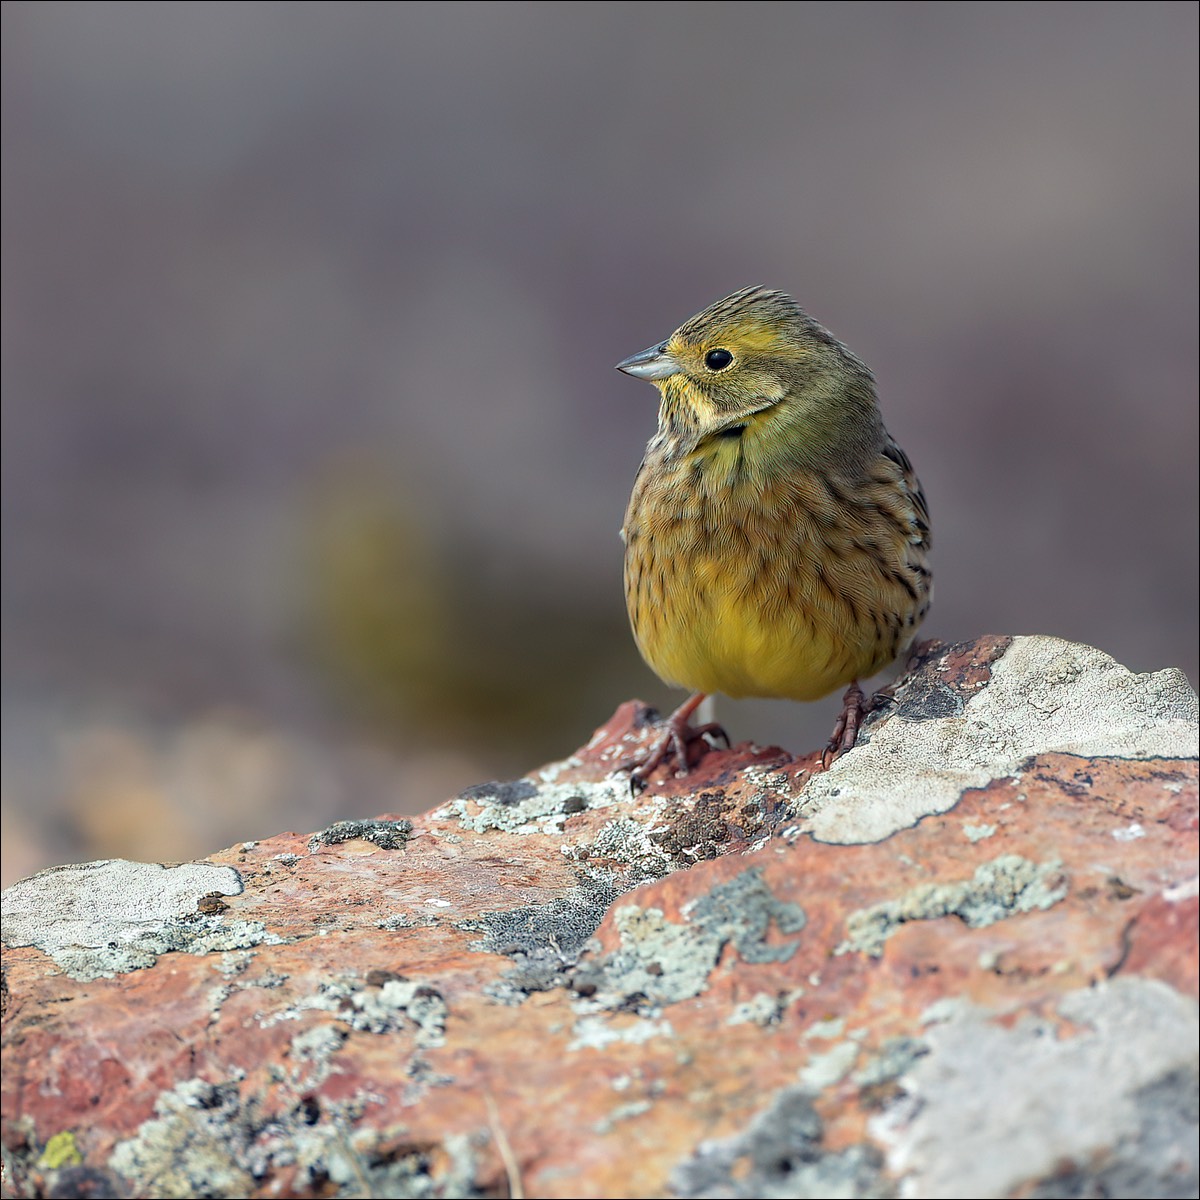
left=2, top=634, right=1197, bottom=1200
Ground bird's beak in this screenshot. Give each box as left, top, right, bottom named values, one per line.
left=615, top=342, right=680, bottom=381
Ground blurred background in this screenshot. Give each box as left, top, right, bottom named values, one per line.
left=2, top=2, right=1197, bottom=886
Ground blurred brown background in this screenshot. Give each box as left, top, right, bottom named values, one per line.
left=2, top=2, right=1197, bottom=886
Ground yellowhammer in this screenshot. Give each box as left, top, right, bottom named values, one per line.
left=617, top=285, right=932, bottom=783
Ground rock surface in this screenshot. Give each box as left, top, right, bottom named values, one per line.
left=2, top=635, right=1197, bottom=1200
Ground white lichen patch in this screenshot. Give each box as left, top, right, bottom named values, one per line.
left=1112, top=822, right=1146, bottom=842
left=798, top=1040, right=860, bottom=1090
left=535, top=753, right=584, bottom=782
left=871, top=977, right=1200, bottom=1199
left=1164, top=875, right=1199, bottom=903
left=567, top=1014, right=675, bottom=1052
left=963, top=823, right=997, bottom=843
left=434, top=778, right=625, bottom=835
left=836, top=854, right=1069, bottom=958
left=804, top=1016, right=847, bottom=1041
left=587, top=815, right=674, bottom=880
left=801, top=636, right=1199, bottom=845
left=593, top=1099, right=654, bottom=1135
left=739, top=764, right=807, bottom=802
left=0, top=859, right=280, bottom=981
left=269, top=978, right=448, bottom=1047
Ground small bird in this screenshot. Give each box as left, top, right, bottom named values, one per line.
left=617, top=286, right=931, bottom=783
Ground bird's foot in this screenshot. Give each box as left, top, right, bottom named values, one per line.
left=821, top=681, right=868, bottom=768
left=625, top=693, right=728, bottom=791
left=821, top=674, right=913, bottom=768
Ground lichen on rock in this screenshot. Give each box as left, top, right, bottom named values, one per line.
left=1, top=635, right=1196, bottom=1199
left=837, top=853, right=1069, bottom=957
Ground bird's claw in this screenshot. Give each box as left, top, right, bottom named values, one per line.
left=624, top=697, right=727, bottom=789
left=820, top=677, right=911, bottom=769
left=821, top=681, right=867, bottom=769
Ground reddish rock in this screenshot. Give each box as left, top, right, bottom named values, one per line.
left=2, top=635, right=1197, bottom=1199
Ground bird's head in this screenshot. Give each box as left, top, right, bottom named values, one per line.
left=617, top=286, right=880, bottom=465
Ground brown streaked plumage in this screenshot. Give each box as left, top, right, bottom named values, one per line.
left=616, top=286, right=931, bottom=783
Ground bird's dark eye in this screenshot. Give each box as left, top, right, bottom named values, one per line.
left=704, top=348, right=733, bottom=371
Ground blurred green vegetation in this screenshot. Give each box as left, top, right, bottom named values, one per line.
left=305, top=461, right=664, bottom=769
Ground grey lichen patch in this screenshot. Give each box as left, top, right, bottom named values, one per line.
left=853, top=1037, right=930, bottom=1091
left=739, top=765, right=807, bottom=808
left=1164, top=875, right=1199, bottom=903
left=801, top=635, right=1200, bottom=845
left=895, top=675, right=969, bottom=721
left=109, top=1079, right=255, bottom=1199
left=205, top=982, right=234, bottom=1025
left=434, top=777, right=623, bottom=835
left=376, top=912, right=439, bottom=931
left=683, top=867, right=807, bottom=960
left=737, top=766, right=807, bottom=846
left=217, top=950, right=253, bottom=977
left=837, top=854, right=1068, bottom=958
left=726, top=988, right=805, bottom=1028
left=464, top=779, right=540, bottom=804
left=279, top=977, right=448, bottom=1047
left=301, top=1128, right=483, bottom=1200
left=604, top=905, right=717, bottom=1006
left=804, top=1016, right=847, bottom=1041
left=534, top=753, right=584, bottom=783
left=461, top=879, right=621, bottom=1001
left=292, top=1023, right=348, bottom=1063
left=584, top=868, right=806, bottom=1008
left=109, top=1076, right=453, bottom=1200
left=872, top=977, right=1199, bottom=1200
left=0, top=859, right=280, bottom=981
left=308, top=818, right=412, bottom=852
left=285, top=1023, right=350, bottom=1093
left=340, top=979, right=446, bottom=1046
left=671, top=1085, right=892, bottom=1199
left=61, top=917, right=285, bottom=982
left=584, top=815, right=675, bottom=881
left=466, top=880, right=621, bottom=960
left=1026, top=1066, right=1199, bottom=1199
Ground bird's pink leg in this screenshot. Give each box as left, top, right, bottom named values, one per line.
left=822, top=681, right=866, bottom=767
left=628, top=692, right=728, bottom=788
left=821, top=642, right=939, bottom=767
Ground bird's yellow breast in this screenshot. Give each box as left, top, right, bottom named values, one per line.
left=629, top=538, right=883, bottom=703
left=623, top=423, right=920, bottom=702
